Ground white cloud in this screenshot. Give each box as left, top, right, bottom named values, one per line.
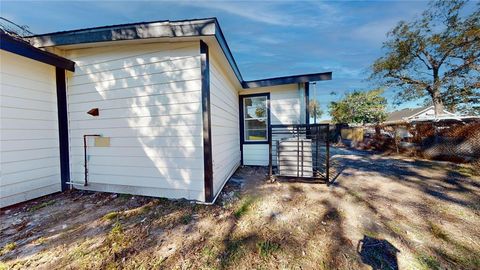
left=178, top=0, right=341, bottom=27
left=350, top=18, right=400, bottom=45
left=256, top=36, right=281, bottom=44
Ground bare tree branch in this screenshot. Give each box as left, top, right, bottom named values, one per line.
left=415, top=52, right=433, bottom=70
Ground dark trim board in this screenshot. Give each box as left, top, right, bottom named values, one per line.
left=305, top=82, right=310, bottom=124
left=239, top=93, right=271, bottom=165
left=0, top=31, right=75, bottom=71
left=29, top=18, right=216, bottom=47
left=200, top=40, right=214, bottom=203
left=242, top=72, right=332, bottom=89
left=55, top=68, right=71, bottom=191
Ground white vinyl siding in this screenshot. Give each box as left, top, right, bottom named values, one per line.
left=210, top=55, right=241, bottom=196
left=65, top=42, right=205, bottom=201
left=239, top=84, right=304, bottom=166
left=242, top=144, right=269, bottom=166
left=0, top=50, right=61, bottom=208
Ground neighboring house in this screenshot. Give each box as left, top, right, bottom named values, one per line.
left=0, top=18, right=332, bottom=207
left=384, top=106, right=456, bottom=125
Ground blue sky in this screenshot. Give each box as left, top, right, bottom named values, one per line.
left=1, top=0, right=435, bottom=118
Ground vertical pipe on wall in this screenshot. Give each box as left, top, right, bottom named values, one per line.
left=83, top=134, right=100, bottom=186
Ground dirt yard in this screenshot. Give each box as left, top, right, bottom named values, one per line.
left=1, top=149, right=479, bottom=270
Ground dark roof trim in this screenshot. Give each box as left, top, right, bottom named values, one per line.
left=28, top=18, right=332, bottom=87
left=242, top=72, right=332, bottom=89
left=1, top=32, right=75, bottom=71
left=29, top=18, right=216, bottom=46
left=213, top=20, right=244, bottom=84
left=29, top=18, right=239, bottom=80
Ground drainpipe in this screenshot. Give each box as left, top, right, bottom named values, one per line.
left=83, top=134, right=101, bottom=186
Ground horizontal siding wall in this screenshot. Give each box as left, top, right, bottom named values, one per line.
left=240, top=84, right=304, bottom=166
left=65, top=42, right=204, bottom=201
left=240, top=84, right=303, bottom=125
left=0, top=50, right=61, bottom=208
left=210, top=55, right=241, bottom=197
left=243, top=144, right=269, bottom=166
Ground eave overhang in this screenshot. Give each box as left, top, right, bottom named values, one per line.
left=1, top=31, right=75, bottom=71
left=27, top=18, right=331, bottom=88
left=242, top=72, right=332, bottom=89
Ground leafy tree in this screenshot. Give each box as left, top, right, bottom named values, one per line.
left=371, top=0, right=480, bottom=116
left=329, top=89, right=387, bottom=124
left=440, top=84, right=480, bottom=115
left=309, top=99, right=323, bottom=123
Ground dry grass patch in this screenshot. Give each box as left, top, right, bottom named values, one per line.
left=1, top=153, right=479, bottom=269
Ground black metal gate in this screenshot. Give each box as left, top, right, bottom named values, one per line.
left=269, top=124, right=331, bottom=182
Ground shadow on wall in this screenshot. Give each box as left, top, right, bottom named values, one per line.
left=357, top=235, right=400, bottom=270
left=67, top=41, right=204, bottom=196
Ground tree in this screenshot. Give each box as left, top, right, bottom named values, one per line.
left=309, top=99, right=323, bottom=123
left=329, top=89, right=387, bottom=124
left=439, top=84, right=480, bottom=115
left=371, top=0, right=480, bottom=116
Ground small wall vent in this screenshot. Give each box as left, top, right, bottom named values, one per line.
left=87, top=108, right=99, bottom=116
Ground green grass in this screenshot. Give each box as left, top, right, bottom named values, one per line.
left=385, top=221, right=404, bottom=237
left=428, top=222, right=448, bottom=240
left=107, top=221, right=128, bottom=253
left=363, top=229, right=380, bottom=239
left=201, top=243, right=221, bottom=266
left=28, top=200, right=55, bottom=212
left=222, top=239, right=245, bottom=266
left=256, top=240, right=280, bottom=258
left=180, top=213, right=193, bottom=225
left=33, top=237, right=47, bottom=246
left=347, top=190, right=363, bottom=202
left=234, top=196, right=255, bottom=219
left=417, top=254, right=440, bottom=270
left=454, top=165, right=479, bottom=177
left=103, top=211, right=120, bottom=221
left=0, top=262, right=9, bottom=270
left=0, top=242, right=16, bottom=256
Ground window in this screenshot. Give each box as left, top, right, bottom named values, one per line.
left=243, top=96, right=268, bottom=141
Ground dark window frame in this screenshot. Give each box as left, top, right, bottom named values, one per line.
left=239, top=93, right=271, bottom=146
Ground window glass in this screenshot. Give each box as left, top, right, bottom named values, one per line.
left=244, top=96, right=267, bottom=141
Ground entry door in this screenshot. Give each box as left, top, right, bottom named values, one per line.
left=239, top=93, right=270, bottom=165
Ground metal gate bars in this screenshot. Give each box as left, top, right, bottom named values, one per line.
left=269, top=124, right=330, bottom=182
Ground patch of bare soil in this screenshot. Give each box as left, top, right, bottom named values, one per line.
left=1, top=150, right=479, bottom=269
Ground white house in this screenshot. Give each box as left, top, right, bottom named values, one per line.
left=385, top=106, right=457, bottom=124
left=0, top=18, right=331, bottom=207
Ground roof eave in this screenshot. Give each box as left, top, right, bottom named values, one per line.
left=242, top=72, right=332, bottom=89
left=0, top=32, right=75, bottom=71
left=27, top=18, right=243, bottom=80
left=27, top=18, right=332, bottom=87
left=28, top=18, right=217, bottom=47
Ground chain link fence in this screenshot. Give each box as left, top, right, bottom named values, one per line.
left=336, top=119, right=480, bottom=164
